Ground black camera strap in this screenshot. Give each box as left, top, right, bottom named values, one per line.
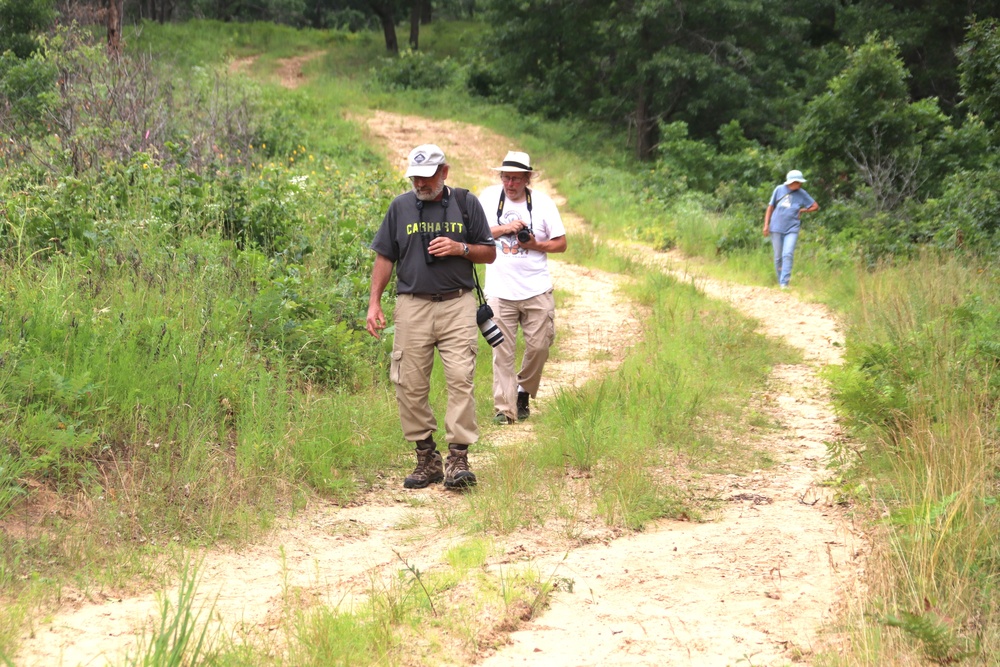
left=473, top=265, right=487, bottom=307
left=414, top=186, right=450, bottom=217
left=496, top=187, right=533, bottom=234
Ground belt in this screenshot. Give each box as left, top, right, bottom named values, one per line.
left=409, top=289, right=466, bottom=302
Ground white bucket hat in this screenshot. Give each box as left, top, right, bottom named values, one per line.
left=784, top=169, right=807, bottom=185
left=405, top=144, right=447, bottom=178
left=492, top=150, right=534, bottom=173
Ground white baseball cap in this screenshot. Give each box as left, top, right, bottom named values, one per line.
left=405, top=144, right=447, bottom=178
left=784, top=169, right=807, bottom=185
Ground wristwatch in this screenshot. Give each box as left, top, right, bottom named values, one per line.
left=462, top=243, right=470, bottom=256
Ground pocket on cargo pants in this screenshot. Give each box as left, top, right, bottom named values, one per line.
left=389, top=349, right=404, bottom=386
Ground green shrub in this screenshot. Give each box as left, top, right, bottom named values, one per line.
left=655, top=120, right=777, bottom=196
left=464, top=54, right=504, bottom=98
left=372, top=49, right=461, bottom=91
left=0, top=50, right=57, bottom=135
left=0, top=0, right=54, bottom=58
left=715, top=206, right=767, bottom=255
left=914, top=165, right=1000, bottom=253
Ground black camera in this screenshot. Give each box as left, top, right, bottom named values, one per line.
left=516, top=228, right=532, bottom=244
left=422, top=232, right=439, bottom=264
left=476, top=304, right=504, bottom=348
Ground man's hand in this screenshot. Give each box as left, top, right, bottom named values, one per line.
left=428, top=236, right=462, bottom=258
left=520, top=234, right=567, bottom=254
left=366, top=303, right=386, bottom=339
left=491, top=219, right=526, bottom=240
left=519, top=235, right=540, bottom=251
left=506, top=219, right=527, bottom=235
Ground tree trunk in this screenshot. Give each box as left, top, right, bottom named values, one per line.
left=410, top=1, right=420, bottom=50
left=107, top=0, right=124, bottom=54
left=634, top=19, right=657, bottom=161
left=368, top=1, right=399, bottom=54
left=421, top=0, right=431, bottom=24
left=635, top=76, right=657, bottom=161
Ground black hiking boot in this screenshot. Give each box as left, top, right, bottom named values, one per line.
left=403, top=441, right=444, bottom=489
left=444, top=444, right=477, bottom=489
left=494, top=412, right=515, bottom=425
left=517, top=391, right=530, bottom=421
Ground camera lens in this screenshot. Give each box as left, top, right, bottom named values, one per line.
left=517, top=229, right=531, bottom=244
left=479, top=319, right=504, bottom=347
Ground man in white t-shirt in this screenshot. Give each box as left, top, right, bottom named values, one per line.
left=479, top=151, right=568, bottom=424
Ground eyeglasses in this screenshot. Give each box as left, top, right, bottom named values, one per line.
left=501, top=174, right=527, bottom=184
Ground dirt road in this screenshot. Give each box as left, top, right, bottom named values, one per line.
left=13, top=65, right=863, bottom=667
left=363, top=112, right=862, bottom=665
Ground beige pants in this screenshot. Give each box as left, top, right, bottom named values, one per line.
left=390, top=293, right=479, bottom=445
left=488, top=291, right=556, bottom=421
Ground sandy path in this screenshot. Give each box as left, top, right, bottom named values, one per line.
left=12, top=66, right=863, bottom=667
left=361, top=112, right=862, bottom=665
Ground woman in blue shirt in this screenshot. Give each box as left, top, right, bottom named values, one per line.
left=762, top=170, right=819, bottom=289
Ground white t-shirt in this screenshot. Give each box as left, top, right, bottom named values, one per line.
left=479, top=184, right=566, bottom=301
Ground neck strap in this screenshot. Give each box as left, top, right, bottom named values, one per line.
left=496, top=187, right=533, bottom=231
left=415, top=186, right=450, bottom=219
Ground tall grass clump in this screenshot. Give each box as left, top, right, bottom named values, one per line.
left=124, top=560, right=216, bottom=667
left=826, top=252, right=1000, bottom=663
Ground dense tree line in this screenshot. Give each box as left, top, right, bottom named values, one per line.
left=41, top=0, right=1000, bottom=162
left=52, top=0, right=471, bottom=31
left=465, top=0, right=1000, bottom=262
left=8, top=0, right=1000, bottom=255
left=476, top=0, right=1000, bottom=160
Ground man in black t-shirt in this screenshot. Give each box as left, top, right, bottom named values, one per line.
left=366, top=144, right=496, bottom=490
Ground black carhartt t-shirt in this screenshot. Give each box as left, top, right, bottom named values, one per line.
left=370, top=188, right=494, bottom=294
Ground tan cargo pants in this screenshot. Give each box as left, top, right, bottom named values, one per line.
left=487, top=290, right=556, bottom=421
left=390, top=293, right=479, bottom=445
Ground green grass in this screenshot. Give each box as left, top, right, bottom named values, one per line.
left=123, top=560, right=216, bottom=667
left=819, top=253, right=1000, bottom=664
left=129, top=19, right=339, bottom=67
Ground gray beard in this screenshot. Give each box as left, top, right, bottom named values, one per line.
left=414, top=182, right=445, bottom=201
